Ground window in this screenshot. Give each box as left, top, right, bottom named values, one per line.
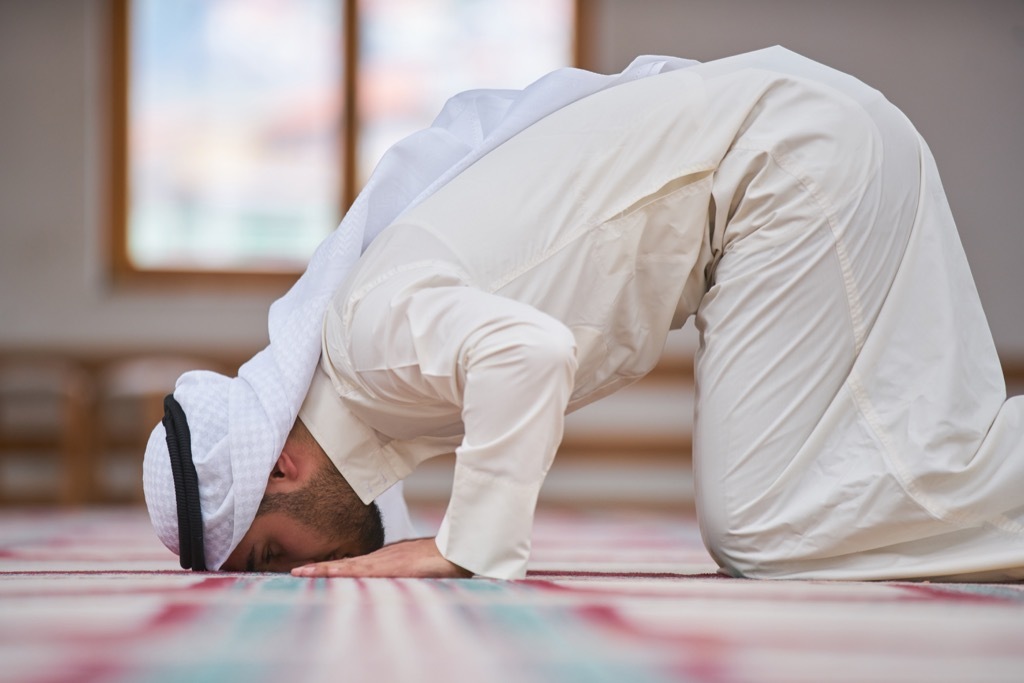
left=110, top=0, right=580, bottom=283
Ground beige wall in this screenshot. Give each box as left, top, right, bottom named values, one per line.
left=2, top=0, right=1022, bottom=357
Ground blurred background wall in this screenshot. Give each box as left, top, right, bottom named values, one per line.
left=1, top=0, right=1021, bottom=507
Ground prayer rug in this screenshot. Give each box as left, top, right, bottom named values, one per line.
left=1, top=507, right=1022, bottom=683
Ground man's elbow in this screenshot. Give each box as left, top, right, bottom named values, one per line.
left=510, top=320, right=578, bottom=379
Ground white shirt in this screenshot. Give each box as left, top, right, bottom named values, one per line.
left=300, top=49, right=857, bottom=578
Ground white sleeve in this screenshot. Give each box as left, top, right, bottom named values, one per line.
left=347, top=283, right=578, bottom=579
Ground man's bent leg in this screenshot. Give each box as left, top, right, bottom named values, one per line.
left=693, top=89, right=1024, bottom=580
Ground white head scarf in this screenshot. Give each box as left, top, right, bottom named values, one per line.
left=142, top=56, right=698, bottom=571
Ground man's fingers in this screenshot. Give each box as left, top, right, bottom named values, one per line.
left=291, top=550, right=405, bottom=577
left=291, top=559, right=365, bottom=577
left=289, top=537, right=470, bottom=579
left=290, top=563, right=329, bottom=577
left=291, top=565, right=338, bottom=577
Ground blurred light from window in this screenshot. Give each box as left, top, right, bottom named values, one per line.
left=126, top=0, right=574, bottom=273
left=128, top=0, right=344, bottom=272
left=357, top=0, right=575, bottom=184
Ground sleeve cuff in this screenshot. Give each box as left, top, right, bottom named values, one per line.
left=434, top=462, right=543, bottom=579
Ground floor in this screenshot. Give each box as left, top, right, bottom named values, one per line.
left=1, top=505, right=1022, bottom=683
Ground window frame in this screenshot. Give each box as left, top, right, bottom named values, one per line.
left=108, top=0, right=586, bottom=288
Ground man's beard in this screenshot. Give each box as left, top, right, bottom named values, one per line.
left=256, top=461, right=385, bottom=556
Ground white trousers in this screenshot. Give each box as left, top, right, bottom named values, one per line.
left=692, top=58, right=1024, bottom=581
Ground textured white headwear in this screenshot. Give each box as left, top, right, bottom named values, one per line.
left=142, top=56, right=698, bottom=571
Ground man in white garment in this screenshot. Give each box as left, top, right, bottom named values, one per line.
left=144, top=47, right=1024, bottom=582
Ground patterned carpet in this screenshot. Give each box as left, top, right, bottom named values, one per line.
left=1, top=506, right=1022, bottom=683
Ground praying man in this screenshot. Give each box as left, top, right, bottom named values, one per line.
left=144, top=47, right=1024, bottom=582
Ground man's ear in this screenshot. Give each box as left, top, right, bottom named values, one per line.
left=266, top=446, right=301, bottom=492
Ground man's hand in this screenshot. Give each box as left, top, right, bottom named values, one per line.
left=291, top=537, right=472, bottom=579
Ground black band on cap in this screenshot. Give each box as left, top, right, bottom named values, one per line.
left=162, top=394, right=207, bottom=571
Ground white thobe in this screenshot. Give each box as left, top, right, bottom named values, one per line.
left=301, top=47, right=1024, bottom=581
